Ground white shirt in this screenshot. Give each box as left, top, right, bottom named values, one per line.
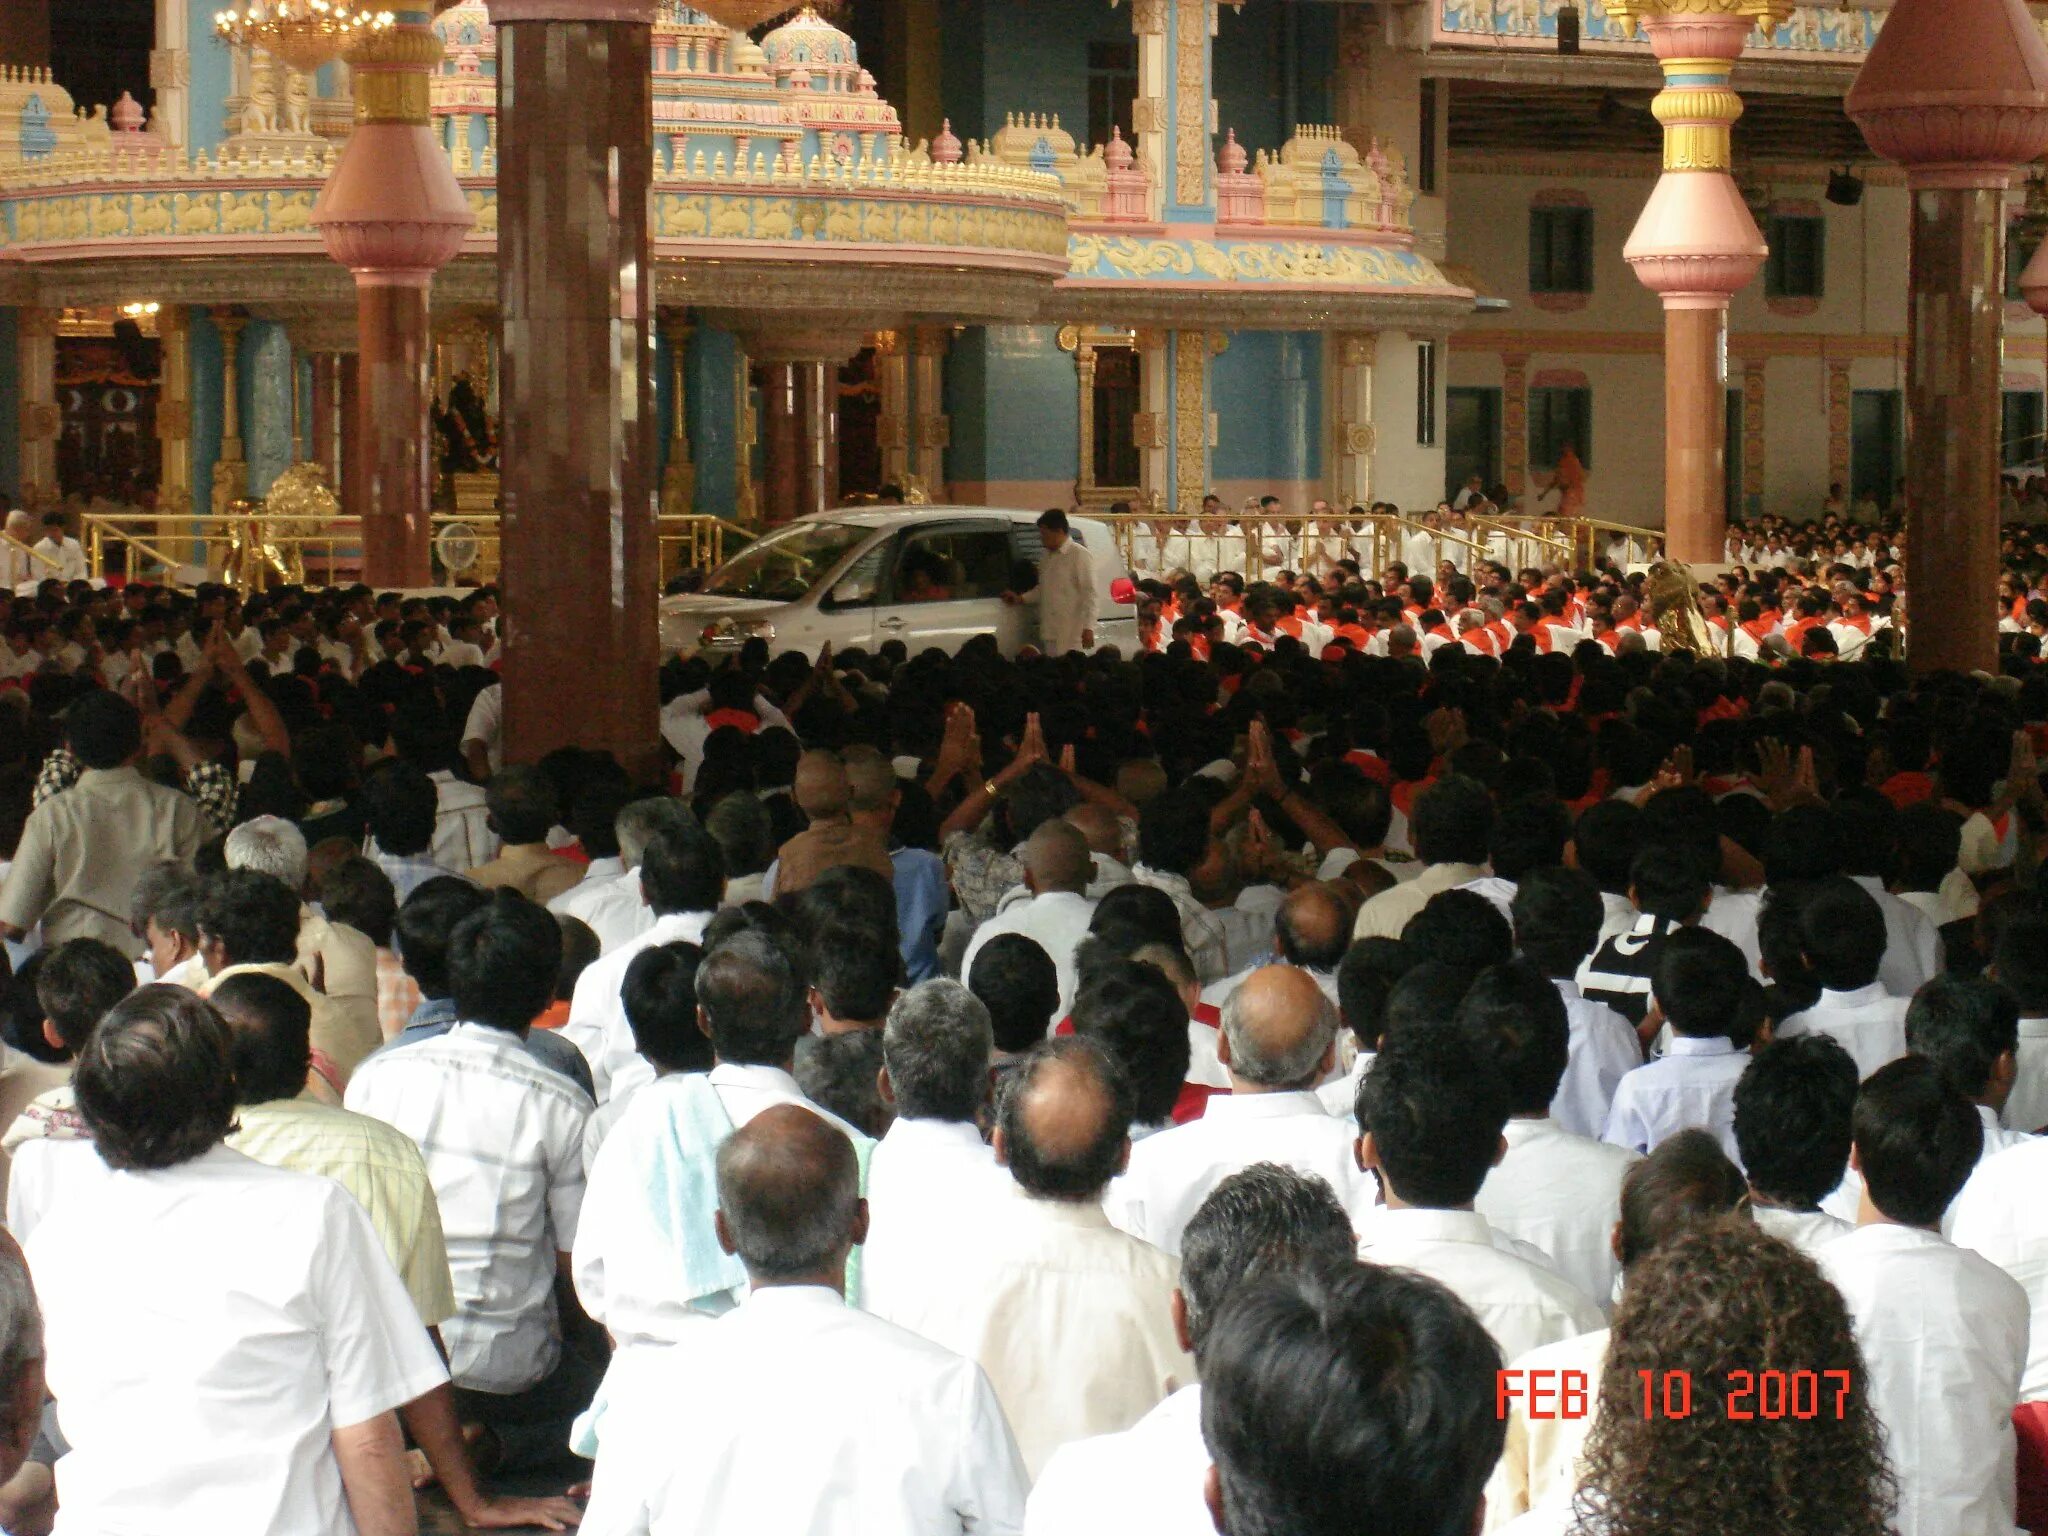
left=31, top=535, right=87, bottom=582
left=1483, top=1326, right=1609, bottom=1532
left=1027, top=537, right=1097, bottom=655
left=1850, top=874, right=1942, bottom=998
left=960, top=890, right=1097, bottom=1025
left=344, top=1021, right=592, bottom=1393
left=1550, top=979, right=1640, bottom=1140
left=1476, top=1118, right=1637, bottom=1309
left=1821, top=1223, right=2029, bottom=1536
left=1025, top=1384, right=1209, bottom=1536
left=658, top=689, right=792, bottom=794
left=870, top=1180, right=1192, bottom=1479
left=461, top=682, right=503, bottom=774
left=561, top=909, right=716, bottom=1104
left=1750, top=1201, right=1854, bottom=1259
left=862, top=1117, right=1009, bottom=1323
left=1952, top=1136, right=2048, bottom=1400
left=6, top=1134, right=106, bottom=1244
left=580, top=1285, right=1028, bottom=1536
left=1316, top=1049, right=1373, bottom=1118
left=550, top=864, right=656, bottom=956
left=427, top=768, right=497, bottom=871
left=2005, top=1016, right=2048, bottom=1134
left=1106, top=1089, right=1377, bottom=1255
left=1778, top=982, right=1909, bottom=1082
left=27, top=1145, right=448, bottom=1536
left=1357, top=1207, right=1603, bottom=1364
left=1600, top=1034, right=1749, bottom=1164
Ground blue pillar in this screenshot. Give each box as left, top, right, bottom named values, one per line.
left=190, top=312, right=225, bottom=517
left=243, top=320, right=294, bottom=497
left=688, top=325, right=740, bottom=522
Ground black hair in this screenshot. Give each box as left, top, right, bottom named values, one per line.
left=1090, top=882, right=1186, bottom=951
left=35, top=938, right=137, bottom=1056
left=1511, top=865, right=1605, bottom=977
left=1488, top=799, right=1570, bottom=882
left=1734, top=1034, right=1858, bottom=1210
left=1906, top=974, right=2019, bottom=1101
left=621, top=942, right=711, bottom=1075
left=484, top=763, right=559, bottom=846
left=638, top=821, right=727, bottom=915
left=446, top=889, right=562, bottom=1035
left=969, top=933, right=1061, bottom=1053
left=212, top=971, right=313, bottom=1106
left=1763, top=805, right=1845, bottom=885
left=1402, top=889, right=1512, bottom=973
left=1382, top=960, right=1474, bottom=1039
left=1072, top=959, right=1190, bottom=1127
left=1454, top=960, right=1570, bottom=1116
left=394, top=876, right=491, bottom=996
left=65, top=690, right=143, bottom=770
left=359, top=760, right=440, bottom=858
left=197, top=869, right=303, bottom=968
left=317, top=856, right=399, bottom=950
left=74, top=986, right=238, bottom=1172
left=1994, top=912, right=2048, bottom=1013
left=809, top=922, right=902, bottom=1024
left=1895, top=803, right=1965, bottom=895
left=1356, top=1026, right=1510, bottom=1207
left=1409, top=774, right=1495, bottom=867
left=697, top=930, right=810, bottom=1068
left=1138, top=787, right=1213, bottom=876
left=1336, top=937, right=1412, bottom=1053
left=1629, top=843, right=1710, bottom=923
left=995, top=1036, right=1134, bottom=1201
left=1652, top=927, right=1749, bottom=1040
left=1852, top=1055, right=1982, bottom=1228
left=793, top=1029, right=892, bottom=1140
left=1794, top=876, right=1888, bottom=992
left=1573, top=800, right=1644, bottom=895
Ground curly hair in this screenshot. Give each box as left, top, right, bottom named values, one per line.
left=1572, top=1216, right=1894, bottom=1536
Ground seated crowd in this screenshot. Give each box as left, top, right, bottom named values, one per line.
left=0, top=515, right=2044, bottom=1534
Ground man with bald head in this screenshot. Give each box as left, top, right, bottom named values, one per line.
left=874, top=1038, right=1192, bottom=1477
left=1064, top=803, right=1134, bottom=895
left=843, top=745, right=950, bottom=982
left=1107, top=964, right=1375, bottom=1255
left=769, top=749, right=893, bottom=897
left=960, top=819, right=1100, bottom=1023
left=581, top=1105, right=1029, bottom=1534
left=1201, top=882, right=1350, bottom=1014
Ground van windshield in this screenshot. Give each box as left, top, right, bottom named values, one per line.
left=704, top=522, right=869, bottom=602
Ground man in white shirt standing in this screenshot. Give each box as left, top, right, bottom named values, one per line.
left=30, top=985, right=448, bottom=1536
left=344, top=890, right=598, bottom=1473
left=581, top=1105, right=1029, bottom=1535
left=1003, top=507, right=1097, bottom=656
left=1108, top=965, right=1377, bottom=1253
left=29, top=513, right=86, bottom=583
left=1026, top=1164, right=1357, bottom=1536
left=1777, top=877, right=1910, bottom=1081
left=863, top=980, right=1008, bottom=1320
left=1356, top=1027, right=1605, bottom=1363
left=1821, top=1057, right=2029, bottom=1536
left=562, top=821, right=725, bottom=1103
left=871, top=1036, right=1193, bottom=1477
left=1732, top=1035, right=1859, bottom=1257
left=960, top=820, right=1099, bottom=1023
left=1467, top=961, right=1639, bottom=1307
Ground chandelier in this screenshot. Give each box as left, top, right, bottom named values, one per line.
left=213, top=0, right=395, bottom=73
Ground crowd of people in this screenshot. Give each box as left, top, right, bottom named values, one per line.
left=0, top=499, right=2043, bottom=1534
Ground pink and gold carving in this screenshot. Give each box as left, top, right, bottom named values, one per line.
left=1825, top=359, right=1851, bottom=489
left=1741, top=359, right=1766, bottom=503
left=1173, top=330, right=1208, bottom=512
left=1172, top=0, right=1211, bottom=209
left=1502, top=353, right=1529, bottom=498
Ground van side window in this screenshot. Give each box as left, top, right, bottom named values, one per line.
left=822, top=541, right=890, bottom=609
left=891, top=527, right=1014, bottom=603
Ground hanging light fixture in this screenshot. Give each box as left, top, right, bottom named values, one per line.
left=681, top=0, right=806, bottom=32
left=213, top=0, right=396, bottom=74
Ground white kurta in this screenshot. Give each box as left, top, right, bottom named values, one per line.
left=560, top=908, right=717, bottom=1103
left=861, top=1117, right=1010, bottom=1322
left=1026, top=537, right=1096, bottom=656
left=1475, top=1117, right=1638, bottom=1309
left=1821, top=1223, right=2029, bottom=1536
left=959, top=889, right=1098, bottom=1026
left=579, top=1285, right=1029, bottom=1536
left=1950, top=1136, right=2048, bottom=1401
left=1024, top=1384, right=1211, bottom=1536
left=1549, top=980, right=1641, bottom=1140
left=1777, top=983, right=1910, bottom=1082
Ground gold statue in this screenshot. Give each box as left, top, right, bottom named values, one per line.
left=1642, top=558, right=1715, bottom=657
left=227, top=462, right=338, bottom=590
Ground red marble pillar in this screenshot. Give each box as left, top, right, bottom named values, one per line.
left=356, top=283, right=435, bottom=585
left=489, top=0, right=661, bottom=777
left=1848, top=0, right=2048, bottom=674
left=798, top=360, right=839, bottom=519
left=762, top=363, right=800, bottom=527
left=1662, top=305, right=1730, bottom=565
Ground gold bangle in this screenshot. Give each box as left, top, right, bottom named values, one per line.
left=983, top=779, right=999, bottom=798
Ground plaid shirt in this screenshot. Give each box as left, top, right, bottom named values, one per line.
left=34, top=745, right=236, bottom=837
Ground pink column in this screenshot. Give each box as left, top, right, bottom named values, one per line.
left=313, top=8, right=473, bottom=588
left=1851, top=0, right=2048, bottom=675
left=1618, top=9, right=1768, bottom=566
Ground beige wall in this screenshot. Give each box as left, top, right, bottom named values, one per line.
left=1443, top=165, right=2048, bottom=527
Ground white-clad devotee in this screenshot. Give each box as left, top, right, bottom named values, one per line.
left=870, top=1036, right=1192, bottom=1477
left=1004, top=507, right=1097, bottom=656
left=860, top=980, right=1009, bottom=1321
left=549, top=795, right=693, bottom=956
left=27, top=986, right=450, bottom=1536
left=1822, top=1058, right=2029, bottom=1536
left=1025, top=1164, right=1357, bottom=1536
left=959, top=821, right=1099, bottom=1024
left=1467, top=963, right=1639, bottom=1306
left=1106, top=965, right=1377, bottom=1254
left=579, top=1105, right=1029, bottom=1536
left=1774, top=878, right=1911, bottom=1082
left=1600, top=929, right=1752, bottom=1164
left=1356, top=1027, right=1605, bottom=1363
left=560, top=821, right=725, bottom=1104
left=1512, top=869, right=1643, bottom=1140
left=29, top=514, right=87, bottom=583
left=1733, top=1035, right=1861, bottom=1260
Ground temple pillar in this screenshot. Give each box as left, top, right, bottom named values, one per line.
left=660, top=314, right=697, bottom=516
left=1854, top=0, right=2048, bottom=675
left=244, top=321, right=295, bottom=497
left=1610, top=0, right=1786, bottom=565
left=909, top=324, right=949, bottom=498
left=157, top=307, right=193, bottom=518
left=1128, top=0, right=1218, bottom=225
left=487, top=0, right=660, bottom=776
left=15, top=308, right=58, bottom=511
left=313, top=8, right=471, bottom=587
left=797, top=362, right=839, bottom=519
left=761, top=363, right=800, bottom=526
left=876, top=331, right=910, bottom=492
left=210, top=309, right=248, bottom=515
left=1134, top=328, right=1169, bottom=509
left=1167, top=330, right=1218, bottom=515
left=739, top=326, right=865, bottom=523
left=1331, top=332, right=1376, bottom=510
left=1502, top=352, right=1528, bottom=502
left=150, top=0, right=191, bottom=148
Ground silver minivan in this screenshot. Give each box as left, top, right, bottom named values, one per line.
left=661, top=507, right=1139, bottom=661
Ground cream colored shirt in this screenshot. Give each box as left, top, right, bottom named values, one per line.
left=1351, top=861, right=1489, bottom=942
left=466, top=842, right=585, bottom=906
left=1358, top=1207, right=1604, bottom=1364
left=228, top=1094, right=457, bottom=1329
left=871, top=1180, right=1193, bottom=1478
left=298, top=907, right=380, bottom=1066
left=1482, top=1326, right=1609, bottom=1532
left=0, top=1046, right=68, bottom=1208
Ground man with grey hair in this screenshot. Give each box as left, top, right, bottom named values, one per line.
left=0, top=1233, right=42, bottom=1495
left=1026, top=1164, right=1357, bottom=1534
left=1106, top=965, right=1376, bottom=1255
left=549, top=795, right=695, bottom=955
left=862, top=980, right=1007, bottom=1319
left=224, top=815, right=378, bottom=1053
left=580, top=1105, right=1028, bottom=1533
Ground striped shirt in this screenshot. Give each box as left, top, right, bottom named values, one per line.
left=344, top=1021, right=592, bottom=1393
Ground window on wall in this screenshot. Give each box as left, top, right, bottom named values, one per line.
left=1528, top=206, right=1594, bottom=294
left=1416, top=342, right=1438, bottom=447
left=1766, top=215, right=1825, bottom=299
left=2003, top=391, right=2045, bottom=467
left=1418, top=79, right=1438, bottom=194
left=1529, top=387, right=1592, bottom=472
left=1087, top=39, right=1139, bottom=150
